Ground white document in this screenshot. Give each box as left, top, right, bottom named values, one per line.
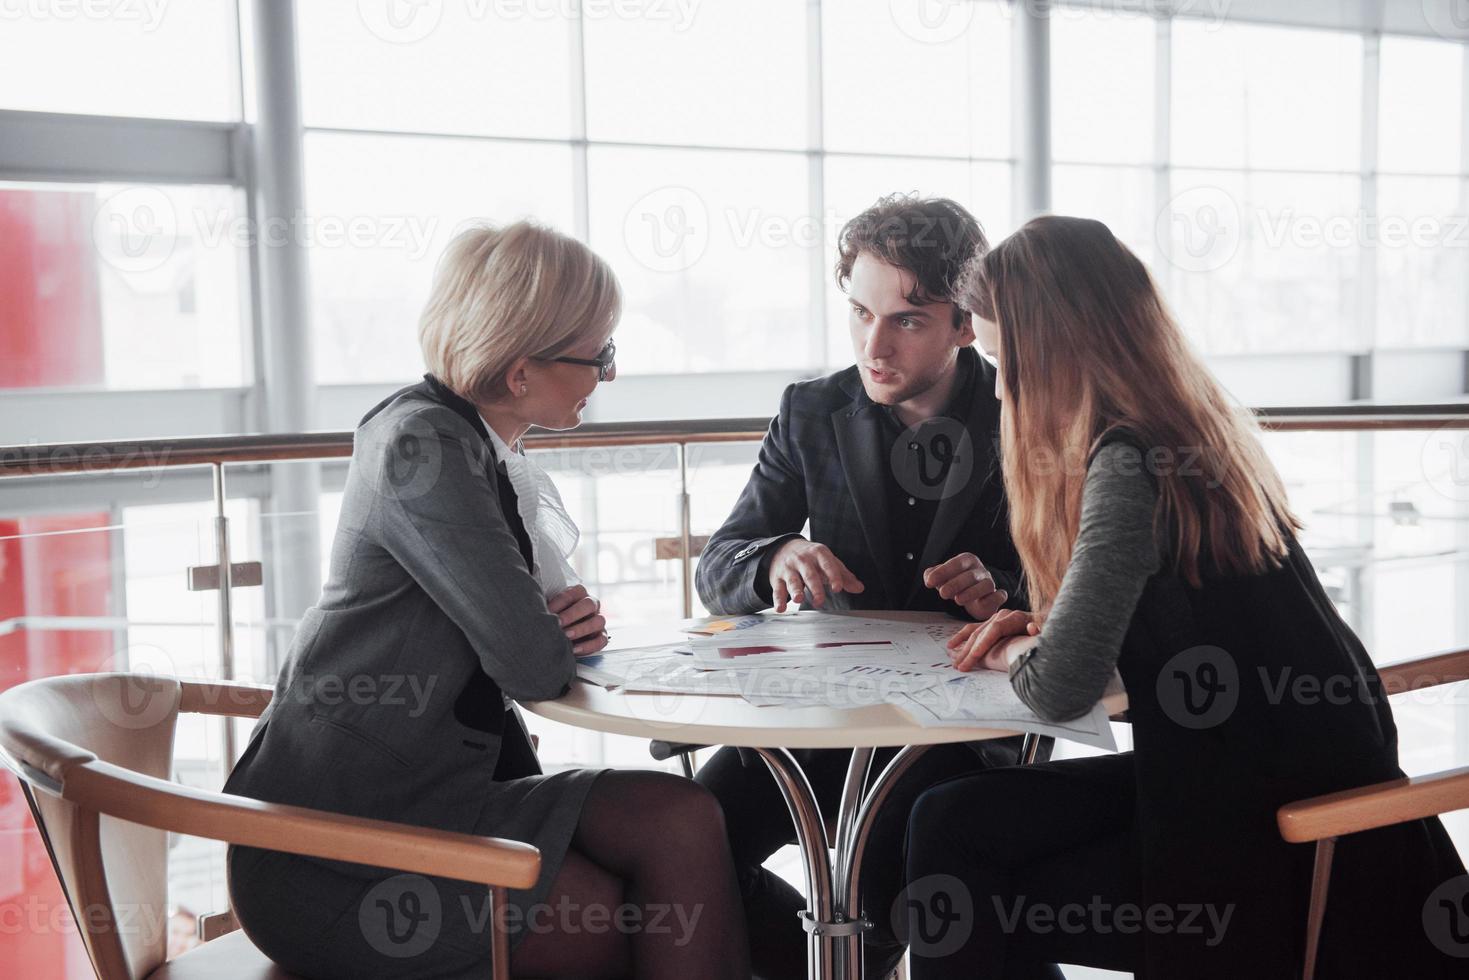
left=615, top=662, right=748, bottom=697
left=574, top=644, right=696, bottom=689
left=688, top=611, right=966, bottom=668
left=733, top=662, right=952, bottom=708
left=896, top=673, right=1117, bottom=751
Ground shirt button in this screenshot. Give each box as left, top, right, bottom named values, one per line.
left=904, top=552, right=914, bottom=560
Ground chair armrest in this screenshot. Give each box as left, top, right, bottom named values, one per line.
left=178, top=680, right=274, bottom=719
left=649, top=740, right=706, bottom=762
left=1277, top=765, right=1469, bottom=844
left=62, top=759, right=540, bottom=889
left=1377, top=648, right=1469, bottom=695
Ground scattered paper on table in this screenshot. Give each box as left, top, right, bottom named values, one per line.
left=574, top=613, right=1118, bottom=750
left=895, top=673, right=1117, bottom=751
left=683, top=615, right=765, bottom=636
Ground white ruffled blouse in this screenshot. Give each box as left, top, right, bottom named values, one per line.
left=480, top=417, right=583, bottom=601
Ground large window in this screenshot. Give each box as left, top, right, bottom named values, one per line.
left=0, top=3, right=242, bottom=121
left=1376, top=34, right=1467, bottom=349
left=295, top=1, right=1015, bottom=385
left=1051, top=7, right=1469, bottom=403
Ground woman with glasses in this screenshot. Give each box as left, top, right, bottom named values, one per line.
left=224, top=221, right=750, bottom=979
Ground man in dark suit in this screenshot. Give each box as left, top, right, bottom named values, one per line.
left=694, top=195, right=1025, bottom=980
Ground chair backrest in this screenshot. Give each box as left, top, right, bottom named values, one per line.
left=0, top=673, right=186, bottom=980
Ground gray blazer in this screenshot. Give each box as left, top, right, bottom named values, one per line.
left=225, top=374, right=585, bottom=853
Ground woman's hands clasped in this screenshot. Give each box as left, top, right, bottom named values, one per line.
left=548, top=585, right=610, bottom=656
left=947, top=609, right=1040, bottom=672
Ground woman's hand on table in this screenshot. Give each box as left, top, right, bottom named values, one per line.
left=947, top=609, right=1040, bottom=672
left=548, top=585, right=610, bottom=656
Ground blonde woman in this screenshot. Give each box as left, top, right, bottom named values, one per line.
left=902, top=216, right=1464, bottom=979
left=225, top=222, right=749, bottom=979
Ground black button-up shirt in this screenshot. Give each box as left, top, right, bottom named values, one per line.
left=873, top=352, right=977, bottom=591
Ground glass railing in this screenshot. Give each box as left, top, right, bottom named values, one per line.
left=2, top=407, right=1468, bottom=963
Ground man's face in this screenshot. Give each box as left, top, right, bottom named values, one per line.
left=847, top=252, right=974, bottom=406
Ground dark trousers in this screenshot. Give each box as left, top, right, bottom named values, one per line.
left=696, top=739, right=1020, bottom=980
left=904, top=752, right=1142, bottom=980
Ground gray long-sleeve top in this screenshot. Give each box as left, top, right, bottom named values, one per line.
left=1009, top=441, right=1161, bottom=721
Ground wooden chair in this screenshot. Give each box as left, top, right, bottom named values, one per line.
left=1277, top=648, right=1469, bottom=980
left=0, top=673, right=540, bottom=980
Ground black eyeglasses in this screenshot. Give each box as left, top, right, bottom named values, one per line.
left=542, top=340, right=616, bottom=381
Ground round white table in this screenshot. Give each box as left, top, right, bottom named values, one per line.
left=523, top=612, right=1128, bottom=980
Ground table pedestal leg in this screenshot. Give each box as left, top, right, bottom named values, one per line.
left=755, top=746, right=932, bottom=980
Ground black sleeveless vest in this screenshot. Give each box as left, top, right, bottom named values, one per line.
left=1093, top=428, right=1464, bottom=978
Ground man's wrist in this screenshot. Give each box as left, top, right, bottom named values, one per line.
left=753, top=534, right=803, bottom=603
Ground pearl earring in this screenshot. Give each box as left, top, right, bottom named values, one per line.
left=520, top=385, right=528, bottom=394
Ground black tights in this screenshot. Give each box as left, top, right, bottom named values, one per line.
left=904, top=753, right=1141, bottom=980
left=511, top=770, right=750, bottom=979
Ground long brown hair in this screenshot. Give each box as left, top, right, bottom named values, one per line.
left=959, top=215, right=1299, bottom=614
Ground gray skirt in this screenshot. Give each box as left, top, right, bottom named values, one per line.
left=228, top=765, right=607, bottom=979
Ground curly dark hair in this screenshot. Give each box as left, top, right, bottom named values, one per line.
left=834, top=194, right=989, bottom=329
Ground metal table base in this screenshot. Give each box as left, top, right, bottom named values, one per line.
left=752, top=733, right=1049, bottom=980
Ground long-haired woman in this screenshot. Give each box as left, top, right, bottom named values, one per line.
left=225, top=222, right=749, bottom=979
left=903, top=215, right=1464, bottom=979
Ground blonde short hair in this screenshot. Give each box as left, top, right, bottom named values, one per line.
left=418, top=221, right=622, bottom=404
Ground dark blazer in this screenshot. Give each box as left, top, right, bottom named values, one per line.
left=696, top=346, right=1021, bottom=616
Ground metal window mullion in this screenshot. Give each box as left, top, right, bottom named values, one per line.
left=1154, top=11, right=1173, bottom=285
left=1013, top=0, right=1052, bottom=222
left=1456, top=41, right=1469, bottom=770
left=0, top=111, right=244, bottom=186
left=250, top=0, right=323, bottom=683
left=1357, top=33, right=1380, bottom=379
left=1460, top=43, right=1469, bottom=377
left=1347, top=30, right=1381, bottom=662
left=807, top=0, right=827, bottom=371
left=570, top=0, right=591, bottom=244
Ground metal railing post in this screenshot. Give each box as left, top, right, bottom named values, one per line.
left=212, top=463, right=237, bottom=764
left=678, top=442, right=694, bottom=619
